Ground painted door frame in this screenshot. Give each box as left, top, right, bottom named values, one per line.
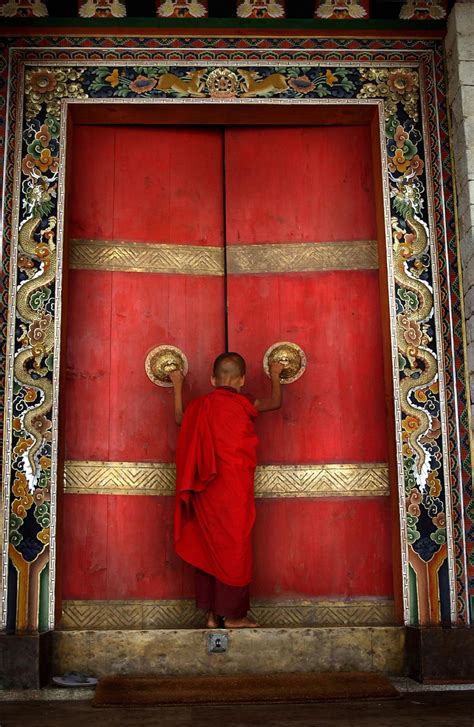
left=0, top=45, right=470, bottom=631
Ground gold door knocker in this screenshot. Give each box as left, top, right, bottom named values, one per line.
left=263, top=342, right=307, bottom=384
left=145, top=345, right=188, bottom=387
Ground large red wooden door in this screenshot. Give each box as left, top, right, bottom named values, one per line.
left=225, top=126, right=393, bottom=602
left=62, top=125, right=225, bottom=602
left=61, top=123, right=393, bottom=623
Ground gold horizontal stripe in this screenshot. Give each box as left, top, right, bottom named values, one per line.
left=63, top=461, right=389, bottom=498
left=60, top=598, right=395, bottom=629
left=64, top=461, right=175, bottom=496
left=227, top=240, right=379, bottom=274
left=254, top=463, right=389, bottom=497
left=69, top=239, right=378, bottom=276
left=69, top=239, right=225, bottom=276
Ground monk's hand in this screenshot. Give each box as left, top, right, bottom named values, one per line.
left=169, top=369, right=184, bottom=387
left=269, top=361, right=285, bottom=379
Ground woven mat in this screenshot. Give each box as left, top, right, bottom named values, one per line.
left=93, top=671, right=400, bottom=707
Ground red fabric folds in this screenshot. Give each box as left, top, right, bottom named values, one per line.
left=174, top=388, right=258, bottom=587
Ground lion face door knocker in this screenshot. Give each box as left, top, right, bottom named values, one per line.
left=263, top=342, right=307, bottom=383
left=145, top=345, right=188, bottom=387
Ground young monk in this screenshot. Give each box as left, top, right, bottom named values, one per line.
left=169, top=353, right=283, bottom=629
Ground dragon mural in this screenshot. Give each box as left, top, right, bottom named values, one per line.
left=393, top=196, right=435, bottom=488
left=15, top=214, right=56, bottom=489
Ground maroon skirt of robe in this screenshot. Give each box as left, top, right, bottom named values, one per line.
left=174, top=388, right=258, bottom=587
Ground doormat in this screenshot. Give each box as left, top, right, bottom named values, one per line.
left=93, top=672, right=399, bottom=707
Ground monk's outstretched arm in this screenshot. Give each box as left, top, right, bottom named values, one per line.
left=255, top=361, right=284, bottom=413
left=169, top=369, right=185, bottom=425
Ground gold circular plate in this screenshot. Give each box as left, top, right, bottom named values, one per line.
left=263, top=342, right=307, bottom=384
left=145, top=345, right=188, bottom=387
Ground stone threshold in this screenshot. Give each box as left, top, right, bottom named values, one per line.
left=54, top=626, right=405, bottom=678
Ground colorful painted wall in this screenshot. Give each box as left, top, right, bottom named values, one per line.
left=0, top=11, right=472, bottom=634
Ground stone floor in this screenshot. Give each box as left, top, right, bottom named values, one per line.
left=1, top=687, right=474, bottom=726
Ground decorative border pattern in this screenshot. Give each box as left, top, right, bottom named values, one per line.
left=432, top=53, right=473, bottom=625
left=70, top=239, right=225, bottom=275
left=60, top=598, right=395, bottom=629
left=0, top=36, right=471, bottom=633
left=64, top=460, right=176, bottom=496
left=70, top=238, right=379, bottom=275
left=63, top=460, right=390, bottom=497
left=227, top=240, right=379, bottom=274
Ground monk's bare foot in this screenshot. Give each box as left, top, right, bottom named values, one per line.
left=206, top=611, right=219, bottom=628
left=223, top=616, right=258, bottom=629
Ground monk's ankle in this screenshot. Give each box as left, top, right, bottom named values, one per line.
left=206, top=611, right=219, bottom=628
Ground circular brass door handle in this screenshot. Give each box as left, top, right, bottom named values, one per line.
left=145, top=345, right=188, bottom=387
left=263, top=342, right=306, bottom=384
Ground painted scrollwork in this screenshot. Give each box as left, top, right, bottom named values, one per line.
left=385, top=111, right=446, bottom=560
left=0, top=0, right=48, bottom=17
left=84, top=65, right=359, bottom=100
left=399, top=0, right=446, bottom=20
left=236, top=1, right=285, bottom=18
left=9, top=66, right=87, bottom=567
left=25, top=67, right=87, bottom=120
left=78, top=0, right=127, bottom=18
left=4, top=56, right=455, bottom=629
left=15, top=216, right=56, bottom=490
left=157, top=1, right=207, bottom=18
left=358, top=68, right=420, bottom=122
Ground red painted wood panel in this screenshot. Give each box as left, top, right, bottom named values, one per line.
left=61, top=494, right=194, bottom=600
left=229, top=271, right=388, bottom=463
left=65, top=269, right=112, bottom=461
left=225, top=125, right=388, bottom=464
left=61, top=494, right=392, bottom=600
left=63, top=125, right=226, bottom=601
left=225, top=125, right=393, bottom=602
left=65, top=124, right=225, bottom=464
left=69, top=126, right=116, bottom=241
left=253, top=498, right=393, bottom=598
left=106, top=272, right=223, bottom=462
left=70, top=125, right=224, bottom=245
left=65, top=272, right=224, bottom=463
left=225, top=126, right=377, bottom=245
left=61, top=494, right=109, bottom=600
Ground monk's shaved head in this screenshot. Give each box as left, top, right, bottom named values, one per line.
left=213, top=352, right=246, bottom=380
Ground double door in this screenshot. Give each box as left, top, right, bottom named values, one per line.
left=61, top=123, right=393, bottom=620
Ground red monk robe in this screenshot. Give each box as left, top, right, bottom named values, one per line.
left=174, top=387, right=258, bottom=587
